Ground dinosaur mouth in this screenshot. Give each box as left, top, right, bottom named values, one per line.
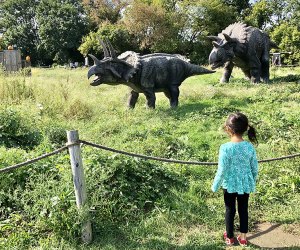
left=211, top=61, right=224, bottom=70
left=90, top=75, right=102, bottom=86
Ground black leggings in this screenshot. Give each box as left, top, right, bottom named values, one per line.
left=223, top=189, right=249, bottom=238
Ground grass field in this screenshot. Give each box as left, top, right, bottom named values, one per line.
left=0, top=66, right=300, bottom=249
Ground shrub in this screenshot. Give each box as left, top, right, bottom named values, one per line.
left=84, top=152, right=186, bottom=223
left=45, top=125, right=67, bottom=146
left=19, top=172, right=81, bottom=241
left=0, top=108, right=42, bottom=149
left=63, top=99, right=93, bottom=120
left=0, top=147, right=28, bottom=217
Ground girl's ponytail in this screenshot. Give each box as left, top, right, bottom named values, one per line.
left=248, top=125, right=257, bottom=144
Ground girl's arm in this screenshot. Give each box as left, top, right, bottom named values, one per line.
left=251, top=150, right=258, bottom=181
left=211, top=145, right=228, bottom=192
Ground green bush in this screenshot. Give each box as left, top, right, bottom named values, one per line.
left=84, top=152, right=186, bottom=223
left=19, top=172, right=81, bottom=242
left=0, top=108, right=42, bottom=149
left=0, top=147, right=28, bottom=217
left=45, top=124, right=67, bottom=146
left=63, top=99, right=93, bottom=120
left=271, top=22, right=300, bottom=65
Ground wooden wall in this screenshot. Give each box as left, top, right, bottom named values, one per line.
left=0, top=50, right=22, bottom=72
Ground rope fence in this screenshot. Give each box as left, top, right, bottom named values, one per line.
left=1, top=138, right=300, bottom=174
left=79, top=140, right=300, bottom=165
left=0, top=145, right=68, bottom=173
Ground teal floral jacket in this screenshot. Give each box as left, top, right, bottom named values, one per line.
left=212, top=141, right=258, bottom=194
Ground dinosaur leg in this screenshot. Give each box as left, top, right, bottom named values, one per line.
left=249, top=56, right=261, bottom=83
left=144, top=88, right=156, bottom=109
left=261, top=49, right=270, bottom=83
left=221, top=61, right=234, bottom=83
left=168, top=85, right=180, bottom=108
left=164, top=90, right=171, bottom=103
left=241, top=68, right=251, bottom=80
left=127, top=90, right=139, bottom=109
left=250, top=68, right=261, bottom=83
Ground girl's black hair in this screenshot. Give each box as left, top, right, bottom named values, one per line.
left=225, top=112, right=257, bottom=143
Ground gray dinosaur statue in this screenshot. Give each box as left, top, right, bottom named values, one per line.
left=87, top=40, right=214, bottom=109
left=208, top=22, right=278, bottom=83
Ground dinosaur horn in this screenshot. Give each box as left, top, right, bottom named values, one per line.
left=88, top=54, right=101, bottom=66
left=105, top=39, right=117, bottom=59
left=212, top=41, right=221, bottom=48
left=207, top=36, right=221, bottom=42
left=222, top=33, right=233, bottom=42
left=99, top=39, right=109, bottom=58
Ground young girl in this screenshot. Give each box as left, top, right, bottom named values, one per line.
left=211, top=112, right=258, bottom=246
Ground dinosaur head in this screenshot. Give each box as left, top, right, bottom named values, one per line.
left=88, top=56, right=124, bottom=86
left=87, top=40, right=134, bottom=86
left=208, top=33, right=235, bottom=69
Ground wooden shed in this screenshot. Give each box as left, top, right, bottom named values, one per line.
left=0, top=49, right=22, bottom=72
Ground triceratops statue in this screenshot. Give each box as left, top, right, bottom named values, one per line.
left=87, top=40, right=214, bottom=109
left=208, top=22, right=278, bottom=83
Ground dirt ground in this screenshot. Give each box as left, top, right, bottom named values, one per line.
left=247, top=222, right=300, bottom=249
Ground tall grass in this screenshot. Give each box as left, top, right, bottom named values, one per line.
left=0, top=66, right=300, bottom=249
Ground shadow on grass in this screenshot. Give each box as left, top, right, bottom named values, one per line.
left=270, top=74, right=300, bottom=84
left=248, top=223, right=300, bottom=250
left=248, top=224, right=281, bottom=241
left=167, top=102, right=212, bottom=117
left=159, top=100, right=250, bottom=120
left=138, top=238, right=224, bottom=250
left=249, top=244, right=300, bottom=250
left=84, top=232, right=225, bottom=250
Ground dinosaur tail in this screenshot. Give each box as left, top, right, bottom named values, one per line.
left=270, top=40, right=279, bottom=49
left=190, top=64, right=215, bottom=75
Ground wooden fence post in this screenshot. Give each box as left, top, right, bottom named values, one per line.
left=67, top=130, right=92, bottom=243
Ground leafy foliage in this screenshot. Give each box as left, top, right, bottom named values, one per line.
left=79, top=21, right=135, bottom=57
left=82, top=0, right=129, bottom=27
left=0, top=0, right=39, bottom=61
left=0, top=0, right=87, bottom=65
left=1, top=0, right=300, bottom=66
left=244, top=0, right=273, bottom=29
left=178, top=0, right=237, bottom=63
left=36, top=0, right=88, bottom=64
left=0, top=108, right=42, bottom=149
left=122, top=1, right=182, bottom=53
left=222, top=0, right=250, bottom=15
left=85, top=153, right=186, bottom=222
left=271, top=22, right=300, bottom=65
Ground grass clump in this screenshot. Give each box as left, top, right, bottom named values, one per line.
left=0, top=107, right=42, bottom=149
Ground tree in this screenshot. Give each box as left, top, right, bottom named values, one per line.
left=222, top=0, right=250, bottom=15
left=36, top=0, right=88, bottom=64
left=0, top=36, right=4, bottom=50
left=122, top=1, right=182, bottom=53
left=152, top=0, right=182, bottom=11
left=78, top=21, right=136, bottom=57
left=0, top=0, right=39, bottom=62
left=271, top=22, right=300, bottom=65
left=285, top=0, right=300, bottom=25
left=244, top=0, right=273, bottom=29
left=179, top=0, right=237, bottom=37
left=177, top=0, right=237, bottom=63
left=269, top=0, right=300, bottom=65
left=82, top=0, right=130, bottom=28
